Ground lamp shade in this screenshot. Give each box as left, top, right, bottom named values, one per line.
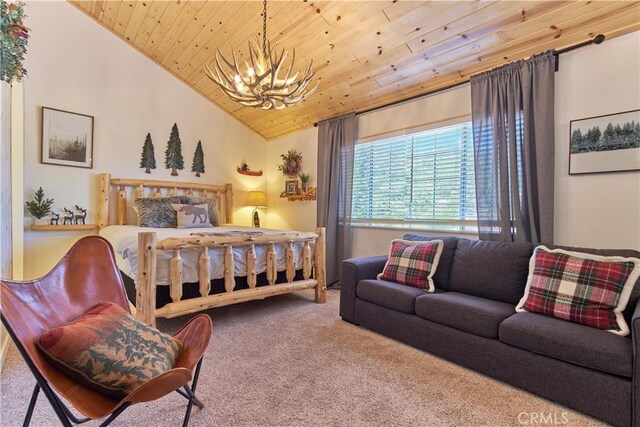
left=245, top=191, right=267, bottom=208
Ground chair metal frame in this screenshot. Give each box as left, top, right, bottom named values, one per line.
left=2, top=318, right=205, bottom=427
left=0, top=236, right=211, bottom=427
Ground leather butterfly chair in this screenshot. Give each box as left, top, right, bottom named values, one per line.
left=0, top=236, right=212, bottom=427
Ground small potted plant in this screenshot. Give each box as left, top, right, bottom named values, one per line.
left=299, top=172, right=310, bottom=194
left=26, top=187, right=54, bottom=225
left=278, top=149, right=303, bottom=178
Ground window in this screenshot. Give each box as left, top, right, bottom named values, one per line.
left=351, top=120, right=477, bottom=232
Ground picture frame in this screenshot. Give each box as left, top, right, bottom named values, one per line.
left=41, top=107, right=94, bottom=169
left=285, top=179, right=298, bottom=196
left=569, top=109, right=640, bottom=175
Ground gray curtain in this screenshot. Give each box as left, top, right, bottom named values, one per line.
left=317, top=113, right=357, bottom=287
left=470, top=50, right=555, bottom=244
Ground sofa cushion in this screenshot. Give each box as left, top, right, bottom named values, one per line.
left=415, top=292, right=515, bottom=338
left=403, top=234, right=458, bottom=290
left=516, top=246, right=640, bottom=336
left=357, top=279, right=429, bottom=313
left=500, top=312, right=632, bottom=378
left=378, top=239, right=444, bottom=291
left=448, top=238, right=533, bottom=304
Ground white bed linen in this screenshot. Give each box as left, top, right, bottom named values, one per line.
left=100, top=225, right=314, bottom=286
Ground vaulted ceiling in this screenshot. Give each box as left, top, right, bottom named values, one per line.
left=69, top=1, right=639, bottom=140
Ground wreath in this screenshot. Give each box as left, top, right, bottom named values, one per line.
left=1, top=0, right=29, bottom=83
left=278, top=149, right=303, bottom=177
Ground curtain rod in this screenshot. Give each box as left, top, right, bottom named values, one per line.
left=313, top=34, right=606, bottom=126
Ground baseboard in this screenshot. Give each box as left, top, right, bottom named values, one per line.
left=0, top=327, right=11, bottom=369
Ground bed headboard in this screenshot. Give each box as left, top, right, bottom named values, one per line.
left=98, top=173, right=233, bottom=228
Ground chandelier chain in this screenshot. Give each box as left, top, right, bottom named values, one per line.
left=262, top=0, right=268, bottom=57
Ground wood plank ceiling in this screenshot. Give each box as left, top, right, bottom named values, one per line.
left=69, top=1, right=640, bottom=140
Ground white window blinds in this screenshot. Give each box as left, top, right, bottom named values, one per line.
left=352, top=121, right=477, bottom=231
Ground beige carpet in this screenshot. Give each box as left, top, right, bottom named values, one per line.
left=1, top=289, right=602, bottom=427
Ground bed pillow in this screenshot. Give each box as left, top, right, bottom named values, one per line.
left=171, top=203, right=214, bottom=229
left=37, top=302, right=183, bottom=399
left=181, top=196, right=220, bottom=226
left=377, top=239, right=444, bottom=291
left=516, top=245, right=640, bottom=336
left=133, top=196, right=182, bottom=228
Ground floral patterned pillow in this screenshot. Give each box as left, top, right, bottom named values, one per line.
left=37, top=302, right=184, bottom=399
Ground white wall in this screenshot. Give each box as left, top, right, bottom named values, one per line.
left=22, top=2, right=266, bottom=278
left=554, top=32, right=640, bottom=250
left=270, top=31, right=640, bottom=257
left=264, top=127, right=318, bottom=232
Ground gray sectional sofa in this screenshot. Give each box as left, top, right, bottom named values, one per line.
left=340, top=234, right=640, bottom=426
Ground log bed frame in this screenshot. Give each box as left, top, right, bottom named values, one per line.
left=98, top=173, right=327, bottom=327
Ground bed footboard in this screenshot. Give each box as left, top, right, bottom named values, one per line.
left=135, top=228, right=327, bottom=327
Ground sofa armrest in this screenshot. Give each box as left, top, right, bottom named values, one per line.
left=632, top=299, right=640, bottom=426
left=340, top=256, right=388, bottom=324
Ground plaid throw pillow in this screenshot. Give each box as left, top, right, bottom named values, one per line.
left=516, top=246, right=640, bottom=336
left=377, top=239, right=444, bottom=291
left=37, top=302, right=184, bottom=398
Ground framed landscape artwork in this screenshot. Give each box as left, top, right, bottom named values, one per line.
left=42, top=107, right=94, bottom=168
left=569, top=109, right=640, bottom=175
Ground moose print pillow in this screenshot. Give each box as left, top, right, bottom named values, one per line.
left=171, top=203, right=213, bottom=229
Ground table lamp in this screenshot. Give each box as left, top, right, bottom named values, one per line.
left=245, top=191, right=267, bottom=227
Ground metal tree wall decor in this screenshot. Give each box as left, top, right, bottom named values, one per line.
left=140, top=133, right=156, bottom=174
left=192, top=140, right=205, bottom=177
left=165, top=123, right=184, bottom=176
left=0, top=0, right=29, bottom=83
left=203, top=0, right=317, bottom=110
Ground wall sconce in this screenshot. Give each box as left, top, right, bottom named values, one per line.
left=245, top=191, right=267, bottom=228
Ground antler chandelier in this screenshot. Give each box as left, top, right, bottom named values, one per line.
left=204, top=0, right=317, bottom=110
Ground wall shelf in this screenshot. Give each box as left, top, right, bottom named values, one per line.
left=31, top=224, right=98, bottom=232
left=284, top=194, right=317, bottom=202
left=279, top=186, right=316, bottom=202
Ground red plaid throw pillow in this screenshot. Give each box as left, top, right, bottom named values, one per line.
left=516, top=246, right=640, bottom=335
left=378, top=239, right=444, bottom=291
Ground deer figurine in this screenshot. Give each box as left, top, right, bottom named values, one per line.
left=49, top=212, right=60, bottom=225
left=62, top=208, right=74, bottom=225
left=74, top=205, right=87, bottom=225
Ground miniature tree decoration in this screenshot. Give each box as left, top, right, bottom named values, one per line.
left=165, top=123, right=184, bottom=176
left=299, top=172, right=310, bottom=193
left=25, top=187, right=54, bottom=219
left=192, top=140, right=205, bottom=177
left=140, top=133, right=156, bottom=174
